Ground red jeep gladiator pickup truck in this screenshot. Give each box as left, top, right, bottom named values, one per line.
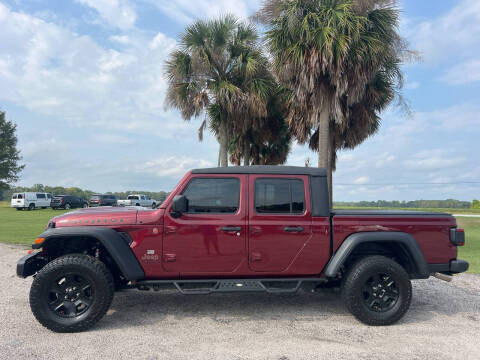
left=17, top=166, right=468, bottom=332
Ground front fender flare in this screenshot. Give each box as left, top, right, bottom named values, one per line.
left=35, top=227, right=145, bottom=281
left=323, top=231, right=429, bottom=279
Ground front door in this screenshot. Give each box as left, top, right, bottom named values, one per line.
left=163, top=174, right=247, bottom=275
left=248, top=175, right=313, bottom=272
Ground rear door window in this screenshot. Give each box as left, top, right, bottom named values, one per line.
left=12, top=194, right=17, bottom=199
left=254, top=178, right=305, bottom=214
left=182, top=178, right=240, bottom=213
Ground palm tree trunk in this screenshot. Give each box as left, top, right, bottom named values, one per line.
left=243, top=137, right=249, bottom=166
left=317, top=104, right=331, bottom=207
left=219, top=118, right=228, bottom=167
left=328, top=142, right=334, bottom=208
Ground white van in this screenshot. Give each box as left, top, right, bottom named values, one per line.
left=11, top=192, right=52, bottom=210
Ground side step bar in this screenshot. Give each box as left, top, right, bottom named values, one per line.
left=135, top=278, right=327, bottom=295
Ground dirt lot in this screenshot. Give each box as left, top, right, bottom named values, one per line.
left=1, top=243, right=479, bottom=360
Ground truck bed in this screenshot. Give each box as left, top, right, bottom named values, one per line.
left=332, top=209, right=451, bottom=216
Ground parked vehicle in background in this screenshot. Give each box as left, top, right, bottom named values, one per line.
left=117, top=194, right=157, bottom=208
left=51, top=195, right=88, bottom=210
left=11, top=192, right=52, bottom=210
left=16, top=166, right=469, bottom=332
left=88, top=194, right=117, bottom=207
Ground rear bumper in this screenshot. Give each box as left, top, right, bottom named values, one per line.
left=16, top=252, right=47, bottom=278
left=428, top=259, right=469, bottom=275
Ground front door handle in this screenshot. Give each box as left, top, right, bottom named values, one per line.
left=163, top=253, right=176, bottom=262
left=284, top=226, right=304, bottom=233
left=221, top=226, right=242, bottom=232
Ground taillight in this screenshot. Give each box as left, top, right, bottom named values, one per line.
left=450, top=228, right=465, bottom=246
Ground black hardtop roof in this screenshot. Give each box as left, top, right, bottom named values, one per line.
left=192, top=165, right=327, bottom=177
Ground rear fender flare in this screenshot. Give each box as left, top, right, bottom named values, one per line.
left=35, top=227, right=145, bottom=281
left=324, top=231, right=429, bottom=279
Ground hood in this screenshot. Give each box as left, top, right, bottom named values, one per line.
left=49, top=206, right=164, bottom=228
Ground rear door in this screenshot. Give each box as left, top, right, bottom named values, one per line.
left=248, top=175, right=313, bottom=272
left=163, top=174, right=247, bottom=274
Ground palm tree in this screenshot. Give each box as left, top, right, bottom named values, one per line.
left=165, top=15, right=273, bottom=166
left=230, top=86, right=292, bottom=165
left=257, top=0, right=410, bottom=204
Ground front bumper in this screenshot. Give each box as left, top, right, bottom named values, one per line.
left=428, top=259, right=469, bottom=275
left=16, top=252, right=47, bottom=278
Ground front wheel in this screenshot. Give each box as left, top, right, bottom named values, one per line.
left=151, top=203, right=156, bottom=209
left=342, top=255, right=412, bottom=326
left=29, top=254, right=114, bottom=333
left=28, top=203, right=35, bottom=211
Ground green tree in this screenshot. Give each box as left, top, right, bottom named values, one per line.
left=0, top=111, right=25, bottom=191
left=258, top=0, right=411, bottom=205
left=472, top=200, right=480, bottom=209
left=165, top=15, right=273, bottom=166
left=229, top=86, right=292, bottom=165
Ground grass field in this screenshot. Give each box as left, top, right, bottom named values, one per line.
left=0, top=201, right=478, bottom=272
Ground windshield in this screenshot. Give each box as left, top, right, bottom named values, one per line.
left=127, top=195, right=139, bottom=200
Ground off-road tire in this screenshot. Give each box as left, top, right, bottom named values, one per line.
left=341, top=255, right=412, bottom=326
left=30, top=254, right=114, bottom=333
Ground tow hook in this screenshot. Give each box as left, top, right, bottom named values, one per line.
left=433, top=272, right=452, bottom=282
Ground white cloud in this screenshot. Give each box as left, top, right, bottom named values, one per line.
left=403, top=150, right=465, bottom=170
left=135, top=157, right=214, bottom=178
left=148, top=0, right=260, bottom=24
left=353, top=176, right=369, bottom=185
left=440, top=59, right=480, bottom=85
left=404, top=81, right=420, bottom=90
left=76, top=0, right=136, bottom=30
left=404, top=0, right=480, bottom=62
left=0, top=3, right=189, bottom=138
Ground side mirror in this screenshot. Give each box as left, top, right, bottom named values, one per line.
left=171, top=195, right=188, bottom=217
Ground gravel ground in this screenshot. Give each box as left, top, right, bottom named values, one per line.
left=1, top=243, right=479, bottom=360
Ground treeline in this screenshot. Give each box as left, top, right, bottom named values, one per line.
left=1, top=184, right=170, bottom=204
left=334, top=199, right=473, bottom=209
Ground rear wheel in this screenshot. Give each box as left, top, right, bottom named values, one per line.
left=65, top=203, right=71, bottom=210
left=29, top=254, right=114, bottom=333
left=16, top=208, right=22, bottom=211
left=151, top=203, right=156, bottom=209
left=342, top=255, right=412, bottom=326
left=83, top=203, right=88, bottom=208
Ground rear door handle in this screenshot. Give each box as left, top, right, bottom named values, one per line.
left=221, top=226, right=242, bottom=232
left=284, top=226, right=304, bottom=233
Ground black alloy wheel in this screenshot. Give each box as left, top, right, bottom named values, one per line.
left=361, top=273, right=399, bottom=312
left=342, top=255, right=412, bottom=326
left=30, top=254, right=114, bottom=332
left=47, top=273, right=93, bottom=318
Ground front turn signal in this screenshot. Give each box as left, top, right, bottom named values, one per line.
left=33, top=237, right=45, bottom=245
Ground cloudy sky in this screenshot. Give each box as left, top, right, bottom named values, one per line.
left=1, top=0, right=479, bottom=201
